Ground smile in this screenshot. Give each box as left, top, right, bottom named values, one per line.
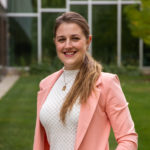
left=64, top=51, right=77, bottom=57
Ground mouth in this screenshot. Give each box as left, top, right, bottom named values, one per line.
left=64, top=51, right=77, bottom=57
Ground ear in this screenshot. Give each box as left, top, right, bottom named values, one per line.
left=86, top=35, right=92, bottom=49
left=89, top=35, right=92, bottom=43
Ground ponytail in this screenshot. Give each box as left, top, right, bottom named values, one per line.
left=60, top=52, right=102, bottom=124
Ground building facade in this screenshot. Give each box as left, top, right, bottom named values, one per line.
left=1, top=0, right=150, bottom=69
left=0, top=2, right=7, bottom=66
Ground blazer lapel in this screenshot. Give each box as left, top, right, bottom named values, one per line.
left=74, top=76, right=102, bottom=150
left=37, top=69, right=63, bottom=112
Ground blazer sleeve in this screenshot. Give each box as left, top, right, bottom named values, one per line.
left=104, top=75, right=138, bottom=150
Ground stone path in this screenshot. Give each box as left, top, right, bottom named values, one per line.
left=0, top=75, right=19, bottom=100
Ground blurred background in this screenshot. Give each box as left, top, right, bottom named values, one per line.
left=0, top=0, right=150, bottom=149
left=0, top=0, right=150, bottom=68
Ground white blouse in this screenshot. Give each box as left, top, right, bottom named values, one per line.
left=40, top=69, right=80, bottom=150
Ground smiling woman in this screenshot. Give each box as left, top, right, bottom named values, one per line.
left=33, top=12, right=138, bottom=150
left=54, top=22, right=91, bottom=70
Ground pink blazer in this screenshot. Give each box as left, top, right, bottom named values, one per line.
left=33, top=69, right=138, bottom=150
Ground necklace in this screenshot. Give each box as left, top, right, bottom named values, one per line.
left=62, top=84, right=66, bottom=91
left=62, top=68, right=79, bottom=91
left=62, top=68, right=67, bottom=91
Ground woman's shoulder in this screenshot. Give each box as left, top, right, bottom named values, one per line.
left=97, top=72, right=121, bottom=90
left=98, top=72, right=125, bottom=108
left=100, top=72, right=119, bottom=83
left=39, top=69, right=63, bottom=90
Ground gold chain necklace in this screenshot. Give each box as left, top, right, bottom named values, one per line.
left=62, top=68, right=67, bottom=91
left=62, top=73, right=67, bottom=91
left=62, top=84, right=67, bottom=91
left=62, top=68, right=79, bottom=91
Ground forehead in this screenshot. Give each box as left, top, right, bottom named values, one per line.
left=56, top=23, right=84, bottom=36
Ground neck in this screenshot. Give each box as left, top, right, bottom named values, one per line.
left=63, top=66, right=80, bottom=71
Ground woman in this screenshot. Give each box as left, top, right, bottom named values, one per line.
left=33, top=12, right=138, bottom=150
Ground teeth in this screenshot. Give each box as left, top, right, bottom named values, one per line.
left=65, top=52, right=74, bottom=55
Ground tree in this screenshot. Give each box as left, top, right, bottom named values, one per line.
left=124, top=0, right=150, bottom=46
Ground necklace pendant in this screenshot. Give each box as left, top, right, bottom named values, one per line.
left=62, top=85, right=66, bottom=91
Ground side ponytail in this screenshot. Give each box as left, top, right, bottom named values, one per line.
left=60, top=52, right=102, bottom=124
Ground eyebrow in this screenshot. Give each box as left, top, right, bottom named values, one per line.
left=56, top=35, right=65, bottom=39
left=72, top=34, right=80, bottom=37
left=56, top=34, right=80, bottom=38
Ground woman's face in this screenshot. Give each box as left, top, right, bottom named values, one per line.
left=54, top=23, right=91, bottom=70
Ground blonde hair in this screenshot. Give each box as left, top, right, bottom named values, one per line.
left=60, top=52, right=102, bottom=123
left=54, top=12, right=102, bottom=123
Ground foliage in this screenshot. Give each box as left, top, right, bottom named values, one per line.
left=122, top=6, right=139, bottom=66
left=30, top=58, right=141, bottom=76
left=29, top=56, right=63, bottom=75
left=124, top=0, right=150, bottom=46
left=103, top=64, right=141, bottom=76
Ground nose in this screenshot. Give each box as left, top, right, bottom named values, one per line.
left=65, top=39, right=72, bottom=49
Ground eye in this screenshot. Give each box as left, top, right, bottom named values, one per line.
left=72, top=37, right=80, bottom=41
left=58, top=38, right=65, bottom=43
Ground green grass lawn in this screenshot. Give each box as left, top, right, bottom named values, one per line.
left=0, top=73, right=150, bottom=150
left=0, top=74, right=44, bottom=150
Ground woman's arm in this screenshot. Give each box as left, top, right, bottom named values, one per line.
left=105, top=75, right=138, bottom=150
